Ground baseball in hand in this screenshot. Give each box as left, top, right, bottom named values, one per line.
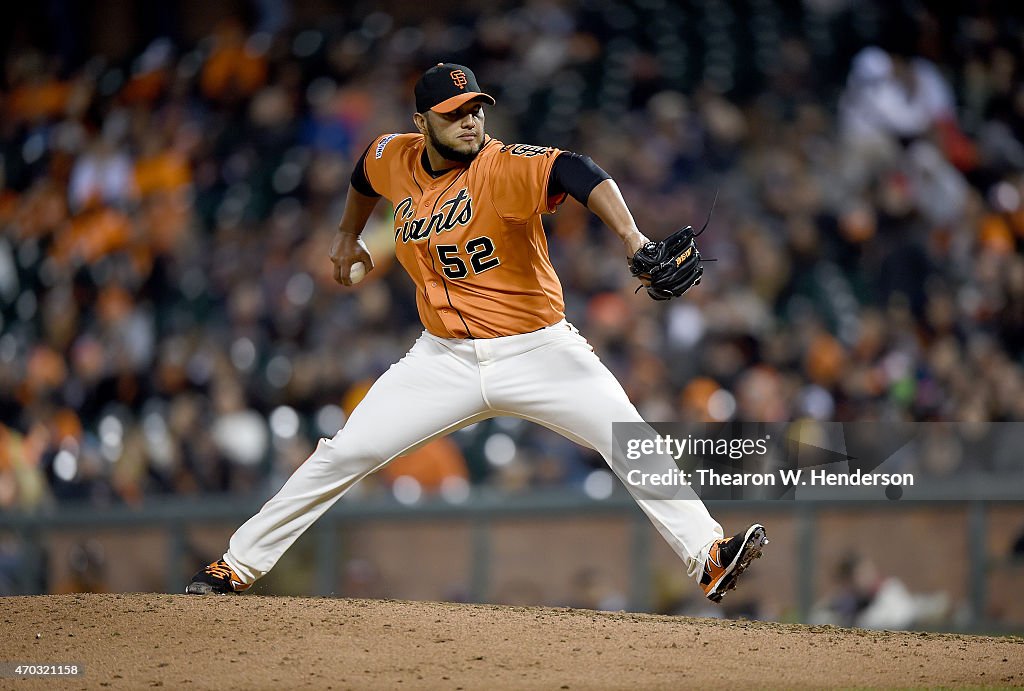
left=348, top=261, right=366, bottom=284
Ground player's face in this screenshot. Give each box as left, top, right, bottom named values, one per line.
left=422, top=101, right=486, bottom=163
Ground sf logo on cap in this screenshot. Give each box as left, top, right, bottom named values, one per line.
left=450, top=70, right=468, bottom=90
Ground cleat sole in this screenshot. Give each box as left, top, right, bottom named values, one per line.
left=707, top=525, right=768, bottom=603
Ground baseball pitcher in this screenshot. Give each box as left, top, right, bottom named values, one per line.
left=187, top=64, right=767, bottom=603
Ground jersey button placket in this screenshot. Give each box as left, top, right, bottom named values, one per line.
left=422, top=264, right=445, bottom=307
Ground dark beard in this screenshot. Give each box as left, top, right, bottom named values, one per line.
left=426, top=122, right=481, bottom=163
left=434, top=139, right=479, bottom=163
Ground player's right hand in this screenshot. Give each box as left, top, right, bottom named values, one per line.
left=329, top=231, right=374, bottom=286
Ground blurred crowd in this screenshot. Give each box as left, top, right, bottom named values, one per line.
left=1, top=0, right=1023, bottom=510
left=809, top=552, right=950, bottom=629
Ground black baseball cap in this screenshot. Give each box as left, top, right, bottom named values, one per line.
left=415, top=63, right=496, bottom=114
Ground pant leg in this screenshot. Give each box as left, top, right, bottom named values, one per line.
left=224, top=334, right=489, bottom=583
left=483, top=323, right=723, bottom=580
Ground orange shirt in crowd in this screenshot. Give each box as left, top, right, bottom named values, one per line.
left=8, top=80, right=72, bottom=122
left=378, top=437, right=469, bottom=491
left=135, top=151, right=191, bottom=196
left=201, top=25, right=268, bottom=100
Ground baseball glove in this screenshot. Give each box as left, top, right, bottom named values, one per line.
left=629, top=194, right=717, bottom=300
left=629, top=225, right=705, bottom=300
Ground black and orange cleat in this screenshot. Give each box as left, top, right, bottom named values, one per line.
left=185, top=560, right=251, bottom=595
left=700, top=524, right=768, bottom=603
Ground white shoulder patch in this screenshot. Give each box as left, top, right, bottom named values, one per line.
left=375, top=134, right=399, bottom=159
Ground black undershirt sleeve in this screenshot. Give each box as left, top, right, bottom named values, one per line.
left=350, top=142, right=381, bottom=197
left=547, top=152, right=612, bottom=205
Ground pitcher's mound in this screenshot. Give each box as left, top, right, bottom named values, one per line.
left=2, top=594, right=1022, bottom=689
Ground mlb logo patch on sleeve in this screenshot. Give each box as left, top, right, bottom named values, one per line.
left=376, top=134, right=398, bottom=159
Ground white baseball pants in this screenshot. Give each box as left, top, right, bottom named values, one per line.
left=223, top=320, right=723, bottom=585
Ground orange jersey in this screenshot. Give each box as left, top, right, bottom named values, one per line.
left=363, top=133, right=567, bottom=338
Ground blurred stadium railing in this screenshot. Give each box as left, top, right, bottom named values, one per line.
left=2, top=493, right=1023, bottom=635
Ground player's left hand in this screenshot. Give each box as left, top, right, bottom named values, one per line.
left=628, top=225, right=704, bottom=300
left=330, top=231, right=374, bottom=286
left=622, top=229, right=650, bottom=258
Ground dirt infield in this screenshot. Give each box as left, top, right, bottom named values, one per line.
left=1, top=594, right=1022, bottom=689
